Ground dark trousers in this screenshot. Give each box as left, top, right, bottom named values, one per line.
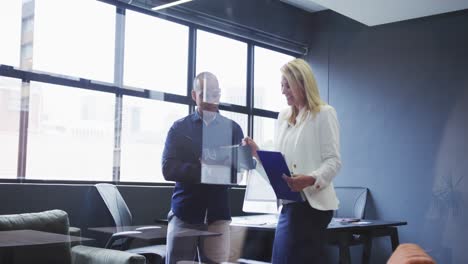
left=272, top=202, right=333, bottom=264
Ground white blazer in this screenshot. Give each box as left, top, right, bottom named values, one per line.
left=258, top=105, right=341, bottom=211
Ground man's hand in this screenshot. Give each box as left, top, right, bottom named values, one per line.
left=282, top=174, right=316, bottom=192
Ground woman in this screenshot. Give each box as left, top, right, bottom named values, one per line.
left=243, top=58, right=341, bottom=264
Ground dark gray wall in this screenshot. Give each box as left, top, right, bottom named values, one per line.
left=0, top=183, right=172, bottom=232
left=306, top=9, right=468, bottom=264
left=0, top=183, right=246, bottom=235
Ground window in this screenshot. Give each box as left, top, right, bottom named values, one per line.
left=124, top=10, right=189, bottom=95
left=120, top=96, right=188, bottom=182
left=0, top=3, right=299, bottom=184
left=254, top=46, right=294, bottom=112
left=254, top=116, right=276, bottom=150
left=32, top=0, right=115, bottom=81
left=197, top=30, right=247, bottom=106
left=26, top=82, right=115, bottom=181
left=0, top=0, right=22, bottom=67
left=220, top=111, right=248, bottom=139
left=0, top=77, right=21, bottom=178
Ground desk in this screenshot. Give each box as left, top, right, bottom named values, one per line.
left=231, top=215, right=407, bottom=264
left=0, top=229, right=92, bottom=263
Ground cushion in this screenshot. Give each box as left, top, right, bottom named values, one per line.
left=0, top=209, right=70, bottom=234
left=72, top=245, right=146, bottom=264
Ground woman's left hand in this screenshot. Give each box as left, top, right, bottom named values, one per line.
left=282, top=174, right=316, bottom=192
left=242, top=136, right=259, bottom=159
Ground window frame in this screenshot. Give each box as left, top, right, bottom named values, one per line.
left=0, top=0, right=301, bottom=185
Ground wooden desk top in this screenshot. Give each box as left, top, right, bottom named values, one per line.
left=0, top=229, right=92, bottom=248
left=231, top=214, right=407, bottom=232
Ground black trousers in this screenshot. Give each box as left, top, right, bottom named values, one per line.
left=271, top=201, right=333, bottom=264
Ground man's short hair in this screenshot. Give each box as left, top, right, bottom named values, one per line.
left=193, top=72, right=219, bottom=92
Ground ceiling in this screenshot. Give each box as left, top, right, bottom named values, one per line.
left=280, top=0, right=326, bottom=13
left=281, top=0, right=468, bottom=26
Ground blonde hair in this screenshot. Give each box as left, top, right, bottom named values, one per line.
left=280, top=58, right=325, bottom=124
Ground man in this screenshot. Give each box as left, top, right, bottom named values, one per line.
left=162, top=72, right=244, bottom=264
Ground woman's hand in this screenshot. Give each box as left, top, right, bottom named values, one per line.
left=282, top=174, right=316, bottom=192
left=242, top=137, right=259, bottom=159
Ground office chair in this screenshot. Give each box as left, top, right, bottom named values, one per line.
left=94, top=183, right=166, bottom=264
left=330, top=187, right=369, bottom=264
left=334, top=186, right=368, bottom=219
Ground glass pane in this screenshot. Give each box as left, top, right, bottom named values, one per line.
left=26, top=82, right=115, bottom=181
left=124, top=10, right=189, bottom=95
left=33, top=0, right=115, bottom=81
left=219, top=111, right=248, bottom=138
left=201, top=111, right=248, bottom=185
left=197, top=30, right=247, bottom=106
left=0, top=77, right=22, bottom=178
left=254, top=116, right=276, bottom=150
left=254, top=46, right=294, bottom=112
left=120, top=97, right=188, bottom=182
left=0, top=0, right=22, bottom=67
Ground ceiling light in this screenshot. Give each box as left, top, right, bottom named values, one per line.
left=151, top=0, right=193, bottom=11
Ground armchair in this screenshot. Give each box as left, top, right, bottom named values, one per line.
left=0, top=209, right=146, bottom=264
left=334, top=186, right=368, bottom=220
left=387, top=243, right=435, bottom=264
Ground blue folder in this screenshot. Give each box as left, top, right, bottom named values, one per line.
left=256, top=150, right=304, bottom=202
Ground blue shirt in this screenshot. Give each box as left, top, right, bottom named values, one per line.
left=162, top=111, right=244, bottom=224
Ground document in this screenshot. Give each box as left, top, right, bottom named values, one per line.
left=334, top=218, right=361, bottom=224
left=256, top=150, right=304, bottom=202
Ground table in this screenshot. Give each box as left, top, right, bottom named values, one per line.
left=88, top=225, right=221, bottom=244
left=231, top=215, right=407, bottom=264
left=0, top=229, right=92, bottom=263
